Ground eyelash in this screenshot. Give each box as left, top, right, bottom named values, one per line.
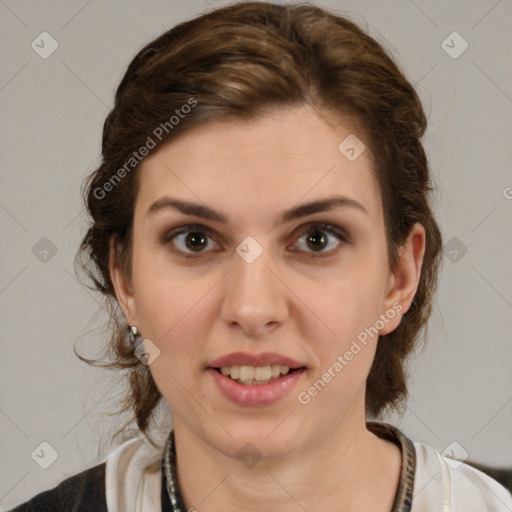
left=161, top=222, right=349, bottom=259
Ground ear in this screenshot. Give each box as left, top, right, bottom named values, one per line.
left=379, top=223, right=426, bottom=335
left=109, top=236, right=138, bottom=327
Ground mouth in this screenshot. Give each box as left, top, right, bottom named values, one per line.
left=207, top=365, right=307, bottom=406
left=211, top=364, right=304, bottom=385
left=207, top=352, right=307, bottom=405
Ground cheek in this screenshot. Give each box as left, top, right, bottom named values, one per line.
left=309, top=260, right=388, bottom=352
left=297, top=279, right=384, bottom=408
left=135, top=287, right=216, bottom=412
left=132, top=240, right=203, bottom=328
left=131, top=252, right=217, bottom=368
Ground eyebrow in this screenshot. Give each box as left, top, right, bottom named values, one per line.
left=147, top=195, right=367, bottom=228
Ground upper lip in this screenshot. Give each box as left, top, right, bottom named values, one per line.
left=208, top=352, right=305, bottom=369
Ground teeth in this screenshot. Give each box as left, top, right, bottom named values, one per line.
left=240, top=365, right=255, bottom=380
left=238, top=379, right=270, bottom=385
left=229, top=366, right=240, bottom=379
left=219, top=364, right=291, bottom=383
left=271, top=365, right=281, bottom=378
left=255, top=366, right=272, bottom=380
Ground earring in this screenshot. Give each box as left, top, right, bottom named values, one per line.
left=129, top=326, right=140, bottom=345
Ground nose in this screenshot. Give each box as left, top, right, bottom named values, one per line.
left=220, top=243, right=288, bottom=338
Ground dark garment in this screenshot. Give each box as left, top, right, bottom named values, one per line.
left=9, top=463, right=107, bottom=512
left=9, top=460, right=175, bottom=512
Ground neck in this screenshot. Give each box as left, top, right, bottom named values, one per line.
left=171, top=414, right=402, bottom=512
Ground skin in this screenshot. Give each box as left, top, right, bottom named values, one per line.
left=110, top=104, right=425, bottom=511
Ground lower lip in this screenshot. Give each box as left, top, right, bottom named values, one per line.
left=207, top=368, right=306, bottom=406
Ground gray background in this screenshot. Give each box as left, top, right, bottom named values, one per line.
left=1, top=0, right=511, bottom=508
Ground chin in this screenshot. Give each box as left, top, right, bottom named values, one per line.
left=208, top=414, right=310, bottom=462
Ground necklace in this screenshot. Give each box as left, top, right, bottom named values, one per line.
left=163, top=430, right=183, bottom=511
left=162, top=422, right=414, bottom=512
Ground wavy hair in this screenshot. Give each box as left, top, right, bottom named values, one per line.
left=75, top=1, right=443, bottom=445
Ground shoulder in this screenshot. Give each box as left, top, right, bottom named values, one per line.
left=9, top=462, right=107, bottom=512
left=412, top=440, right=512, bottom=512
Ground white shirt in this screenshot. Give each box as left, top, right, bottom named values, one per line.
left=104, top=425, right=512, bottom=512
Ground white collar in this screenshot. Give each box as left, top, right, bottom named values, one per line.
left=105, top=435, right=163, bottom=512
left=412, top=440, right=512, bottom=511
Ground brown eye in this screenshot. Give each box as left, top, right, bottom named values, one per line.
left=293, top=223, right=348, bottom=255
left=305, top=230, right=328, bottom=251
left=183, top=232, right=209, bottom=251
left=162, top=224, right=219, bottom=258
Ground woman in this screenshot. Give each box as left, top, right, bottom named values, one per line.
left=10, top=2, right=512, bottom=511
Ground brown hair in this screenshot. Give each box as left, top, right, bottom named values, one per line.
left=76, top=1, right=443, bottom=444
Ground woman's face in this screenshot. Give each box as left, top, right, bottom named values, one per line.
left=111, top=105, right=423, bottom=460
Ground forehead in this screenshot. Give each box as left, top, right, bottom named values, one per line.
left=135, top=105, right=382, bottom=226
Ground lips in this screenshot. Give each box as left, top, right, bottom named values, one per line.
left=207, top=352, right=307, bottom=406
left=208, top=351, right=304, bottom=369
